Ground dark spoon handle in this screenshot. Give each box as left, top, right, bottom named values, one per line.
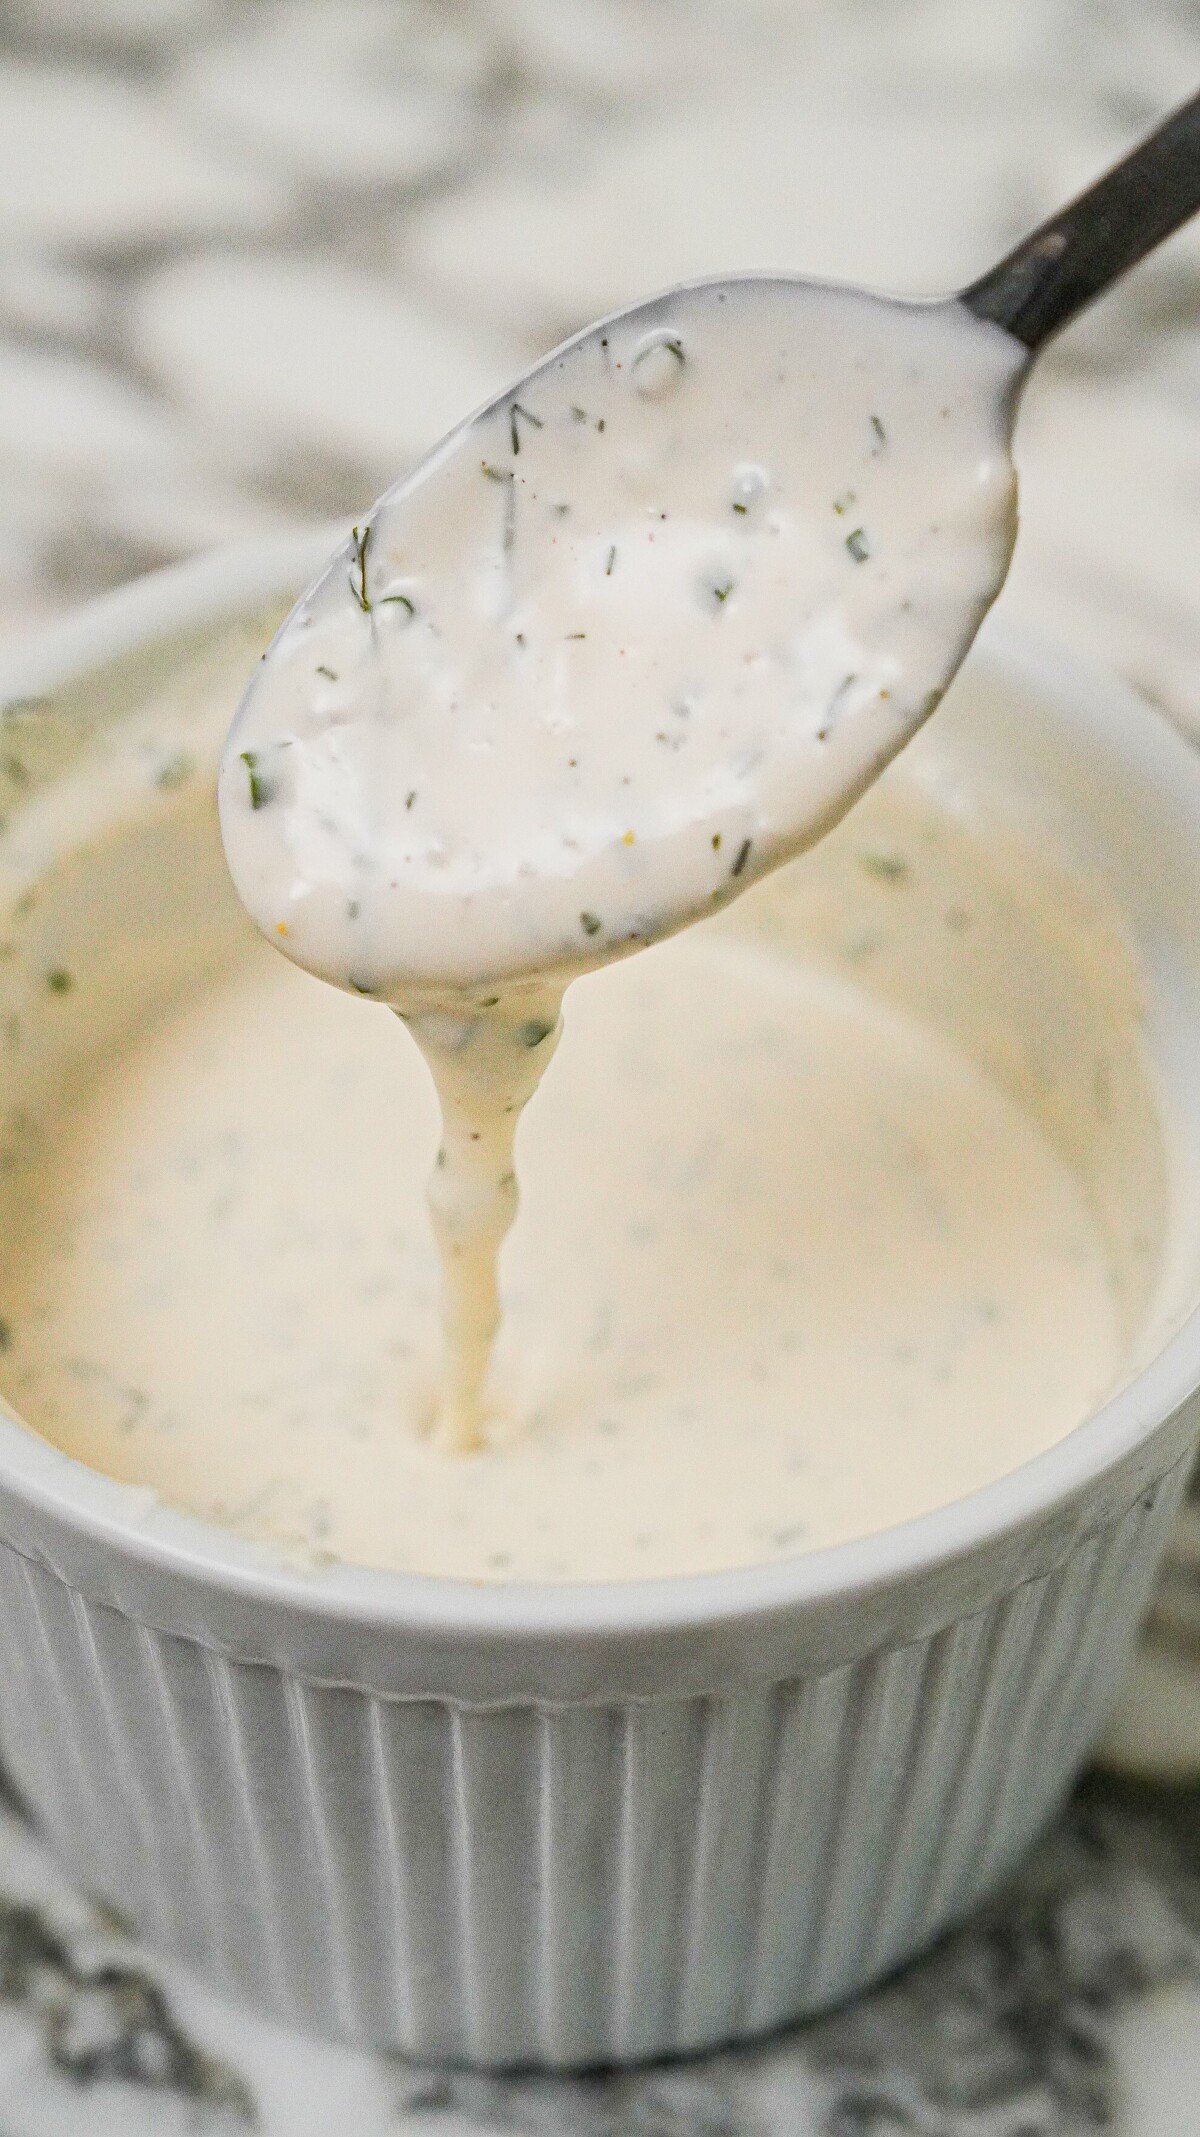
left=962, top=87, right=1200, bottom=351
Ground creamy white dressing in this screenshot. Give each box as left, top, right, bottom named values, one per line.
left=0, top=763, right=1157, bottom=1583
left=218, top=283, right=1023, bottom=1443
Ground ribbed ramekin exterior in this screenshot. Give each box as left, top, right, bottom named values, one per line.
left=0, top=1459, right=1185, bottom=2066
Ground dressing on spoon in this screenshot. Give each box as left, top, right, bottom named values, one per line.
left=218, top=92, right=1200, bottom=1452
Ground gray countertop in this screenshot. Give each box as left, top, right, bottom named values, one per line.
left=0, top=0, right=1197, bottom=2128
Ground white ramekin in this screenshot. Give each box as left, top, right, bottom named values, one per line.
left=0, top=537, right=1196, bottom=2069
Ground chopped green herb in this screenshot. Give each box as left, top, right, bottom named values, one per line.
left=347, top=900, right=360, bottom=919
left=596, top=418, right=606, bottom=432
left=845, top=527, right=870, bottom=563
left=509, top=401, right=543, bottom=454
left=46, top=968, right=72, bottom=995
left=436, top=1147, right=447, bottom=1168
left=405, top=789, right=417, bottom=809
left=240, top=749, right=270, bottom=810
left=832, top=490, right=856, bottom=515
left=315, top=663, right=338, bottom=681
left=570, top=404, right=589, bottom=424
left=605, top=545, right=617, bottom=575
left=154, top=750, right=193, bottom=791
left=731, top=501, right=748, bottom=514
left=380, top=592, right=416, bottom=618
left=479, top=995, right=500, bottom=1008
left=566, top=631, right=587, bottom=640
left=1, top=697, right=48, bottom=720
left=731, top=837, right=752, bottom=877
left=817, top=672, right=859, bottom=741
left=712, top=579, right=734, bottom=605
left=858, top=852, right=909, bottom=884
left=349, top=522, right=373, bottom=611
left=482, top=461, right=517, bottom=553
left=579, top=911, right=602, bottom=936
left=712, top=832, right=722, bottom=850
left=870, top=413, right=887, bottom=448
left=519, top=1018, right=554, bottom=1049
left=0, top=1317, right=12, bottom=1352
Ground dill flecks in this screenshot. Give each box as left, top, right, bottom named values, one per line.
left=405, top=789, right=417, bottom=809
left=154, top=750, right=193, bottom=791
left=482, top=461, right=517, bottom=553
left=240, top=749, right=270, bottom=810
left=605, top=545, right=617, bottom=575
left=579, top=911, right=602, bottom=936
left=833, top=490, right=856, bottom=516
left=730, top=837, right=752, bottom=877
left=731, top=501, right=748, bottom=514
left=519, top=1018, right=554, bottom=1049
left=858, top=852, right=909, bottom=884
left=380, top=592, right=416, bottom=618
left=845, top=527, right=870, bottom=563
left=510, top=401, right=543, bottom=454
left=712, top=580, right=734, bottom=604
left=870, top=413, right=887, bottom=448
left=46, top=968, right=72, bottom=994
left=315, top=663, right=338, bottom=681
left=349, top=522, right=373, bottom=611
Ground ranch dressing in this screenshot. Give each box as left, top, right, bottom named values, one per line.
left=219, top=284, right=1022, bottom=1448
left=0, top=766, right=1150, bottom=1583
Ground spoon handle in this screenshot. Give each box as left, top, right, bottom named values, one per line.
left=962, top=87, right=1200, bottom=351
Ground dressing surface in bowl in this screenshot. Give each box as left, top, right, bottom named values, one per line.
left=0, top=612, right=1173, bottom=1582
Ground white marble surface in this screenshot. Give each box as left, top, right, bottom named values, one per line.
left=0, top=0, right=1198, bottom=2128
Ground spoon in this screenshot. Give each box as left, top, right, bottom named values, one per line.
left=220, top=89, right=1200, bottom=1010
left=218, top=87, right=1200, bottom=1453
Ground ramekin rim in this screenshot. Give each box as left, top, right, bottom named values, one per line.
left=0, top=537, right=1198, bottom=1644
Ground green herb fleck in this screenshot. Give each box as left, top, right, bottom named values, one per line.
left=349, top=522, right=373, bottom=611
left=605, top=545, right=617, bottom=575
left=519, top=1018, right=554, bottom=1049
left=731, top=501, right=748, bottom=514
left=405, top=789, right=417, bottom=809
left=566, top=631, right=587, bottom=641
left=510, top=401, right=543, bottom=454
left=579, top=911, right=602, bottom=936
left=832, top=490, right=856, bottom=515
left=0, top=1317, right=11, bottom=1352
left=380, top=592, right=416, bottom=618
left=870, top=413, right=887, bottom=448
left=570, top=404, right=589, bottom=424
left=347, top=900, right=360, bottom=919
left=845, top=527, right=870, bottom=564
left=731, top=837, right=752, bottom=877
left=154, top=750, right=193, bottom=790
left=712, top=832, right=722, bottom=850
left=713, top=580, right=733, bottom=604
left=482, top=461, right=516, bottom=553
left=858, top=852, right=909, bottom=884
left=46, top=968, right=72, bottom=995
left=240, top=749, right=270, bottom=810
left=1, top=697, right=48, bottom=720
left=316, top=663, right=338, bottom=681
